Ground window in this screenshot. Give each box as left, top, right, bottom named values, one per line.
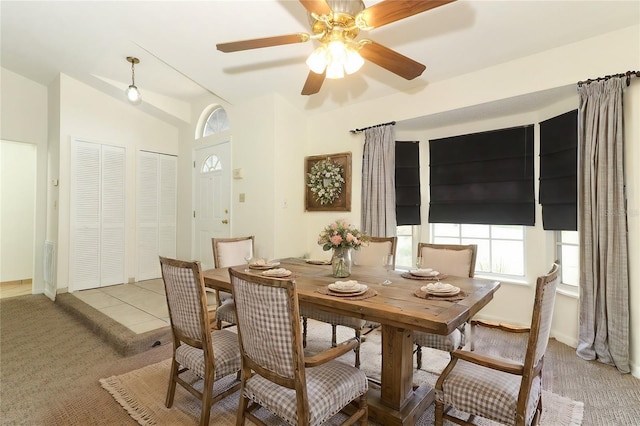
left=556, top=231, right=579, bottom=286
left=202, top=107, right=229, bottom=137
left=395, top=225, right=414, bottom=269
left=202, top=155, right=222, bottom=172
left=431, top=223, right=525, bottom=276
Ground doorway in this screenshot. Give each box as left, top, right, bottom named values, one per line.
left=193, top=142, right=231, bottom=270
left=0, top=140, right=36, bottom=298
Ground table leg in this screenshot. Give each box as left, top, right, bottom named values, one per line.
left=366, top=325, right=434, bottom=426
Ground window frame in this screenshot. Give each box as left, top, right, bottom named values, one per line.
left=430, top=223, right=526, bottom=279
left=555, top=230, right=579, bottom=292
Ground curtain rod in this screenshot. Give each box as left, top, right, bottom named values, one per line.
left=577, top=70, right=639, bottom=87
left=349, top=121, right=396, bottom=134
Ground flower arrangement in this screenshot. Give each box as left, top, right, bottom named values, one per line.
left=307, top=158, right=346, bottom=205
left=317, top=219, right=368, bottom=251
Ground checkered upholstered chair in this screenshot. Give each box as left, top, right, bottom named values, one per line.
left=300, top=236, right=397, bottom=368
left=159, top=257, right=242, bottom=426
left=435, top=263, right=559, bottom=426
left=414, top=243, right=478, bottom=369
left=229, top=268, right=369, bottom=426
left=210, top=236, right=254, bottom=329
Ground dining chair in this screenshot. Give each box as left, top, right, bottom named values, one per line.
left=435, top=263, right=560, bottom=426
left=414, top=243, right=478, bottom=368
left=159, top=256, right=242, bottom=426
left=228, top=268, right=369, bottom=426
left=210, top=235, right=254, bottom=329
left=301, top=236, right=397, bottom=368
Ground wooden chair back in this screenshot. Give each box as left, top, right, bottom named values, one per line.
left=211, top=236, right=254, bottom=268
left=160, top=256, right=211, bottom=350
left=434, top=263, right=560, bottom=426
left=417, top=243, right=478, bottom=277
left=160, top=256, right=242, bottom=426
left=353, top=236, right=398, bottom=268
left=229, top=269, right=310, bottom=422
left=520, top=263, right=560, bottom=404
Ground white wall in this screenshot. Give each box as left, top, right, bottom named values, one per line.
left=55, top=74, right=180, bottom=290
left=1, top=68, right=48, bottom=295
left=0, top=141, right=36, bottom=282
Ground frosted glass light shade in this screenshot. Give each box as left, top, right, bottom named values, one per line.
left=326, top=61, right=344, bottom=79
left=126, top=85, right=142, bottom=105
left=344, top=48, right=364, bottom=75
left=306, top=46, right=328, bottom=74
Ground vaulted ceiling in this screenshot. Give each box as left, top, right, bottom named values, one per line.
left=2, top=1, right=639, bottom=119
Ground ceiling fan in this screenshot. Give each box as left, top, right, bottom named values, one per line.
left=216, top=0, right=456, bottom=95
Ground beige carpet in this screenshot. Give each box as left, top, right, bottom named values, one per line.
left=101, top=323, right=584, bottom=426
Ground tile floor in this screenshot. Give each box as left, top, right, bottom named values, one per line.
left=70, top=279, right=172, bottom=334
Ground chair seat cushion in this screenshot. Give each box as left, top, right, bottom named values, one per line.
left=414, top=329, right=463, bottom=352
left=244, top=360, right=368, bottom=426
left=215, top=300, right=237, bottom=324
left=436, top=358, right=541, bottom=425
left=300, top=306, right=366, bottom=330
left=175, top=329, right=241, bottom=379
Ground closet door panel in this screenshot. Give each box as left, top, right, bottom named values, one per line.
left=136, top=152, right=160, bottom=280
left=101, top=145, right=126, bottom=286
left=159, top=155, right=177, bottom=258
left=70, top=141, right=101, bottom=291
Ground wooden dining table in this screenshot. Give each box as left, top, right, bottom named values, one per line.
left=203, top=257, right=500, bottom=426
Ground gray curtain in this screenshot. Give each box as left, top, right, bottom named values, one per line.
left=576, top=78, right=630, bottom=373
left=361, top=125, right=396, bottom=237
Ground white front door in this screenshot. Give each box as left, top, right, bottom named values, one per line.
left=194, top=142, right=231, bottom=270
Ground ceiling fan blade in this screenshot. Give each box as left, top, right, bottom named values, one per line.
left=301, top=70, right=326, bottom=95
left=299, top=0, right=332, bottom=16
left=357, top=0, right=456, bottom=29
left=358, top=40, right=426, bottom=80
left=217, top=33, right=310, bottom=53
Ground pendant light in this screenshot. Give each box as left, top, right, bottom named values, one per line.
left=125, top=56, right=142, bottom=105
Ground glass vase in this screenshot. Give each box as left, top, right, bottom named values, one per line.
left=331, top=247, right=353, bottom=278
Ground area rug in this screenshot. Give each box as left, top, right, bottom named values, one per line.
left=101, top=323, right=584, bottom=425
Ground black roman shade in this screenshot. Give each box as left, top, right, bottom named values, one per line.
left=429, top=125, right=535, bottom=225
left=539, top=110, right=578, bottom=231
left=395, top=141, right=421, bottom=225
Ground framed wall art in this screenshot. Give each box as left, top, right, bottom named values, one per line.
left=305, top=152, right=351, bottom=212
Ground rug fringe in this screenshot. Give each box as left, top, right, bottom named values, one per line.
left=568, top=401, right=585, bottom=426
left=99, top=361, right=170, bottom=426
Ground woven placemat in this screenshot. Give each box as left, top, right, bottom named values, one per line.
left=316, top=286, right=378, bottom=300
left=414, top=288, right=467, bottom=301
left=401, top=272, right=448, bottom=281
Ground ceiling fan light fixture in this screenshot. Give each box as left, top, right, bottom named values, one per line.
left=125, top=56, right=142, bottom=105
left=343, top=46, right=364, bottom=75
left=326, top=60, right=344, bottom=79
left=306, top=45, right=329, bottom=74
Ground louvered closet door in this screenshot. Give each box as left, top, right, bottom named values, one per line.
left=70, top=140, right=125, bottom=291
left=158, top=155, right=177, bottom=258
left=101, top=145, right=126, bottom=286
left=136, top=151, right=177, bottom=280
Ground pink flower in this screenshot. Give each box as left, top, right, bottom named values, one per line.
left=330, top=235, right=343, bottom=245
left=346, top=233, right=355, bottom=242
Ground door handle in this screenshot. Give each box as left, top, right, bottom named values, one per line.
left=222, top=220, right=229, bottom=224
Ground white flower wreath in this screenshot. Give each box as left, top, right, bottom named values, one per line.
left=307, top=158, right=346, bottom=205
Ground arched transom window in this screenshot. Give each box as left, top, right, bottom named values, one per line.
left=202, top=155, right=222, bottom=173
left=203, top=107, right=230, bottom=137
